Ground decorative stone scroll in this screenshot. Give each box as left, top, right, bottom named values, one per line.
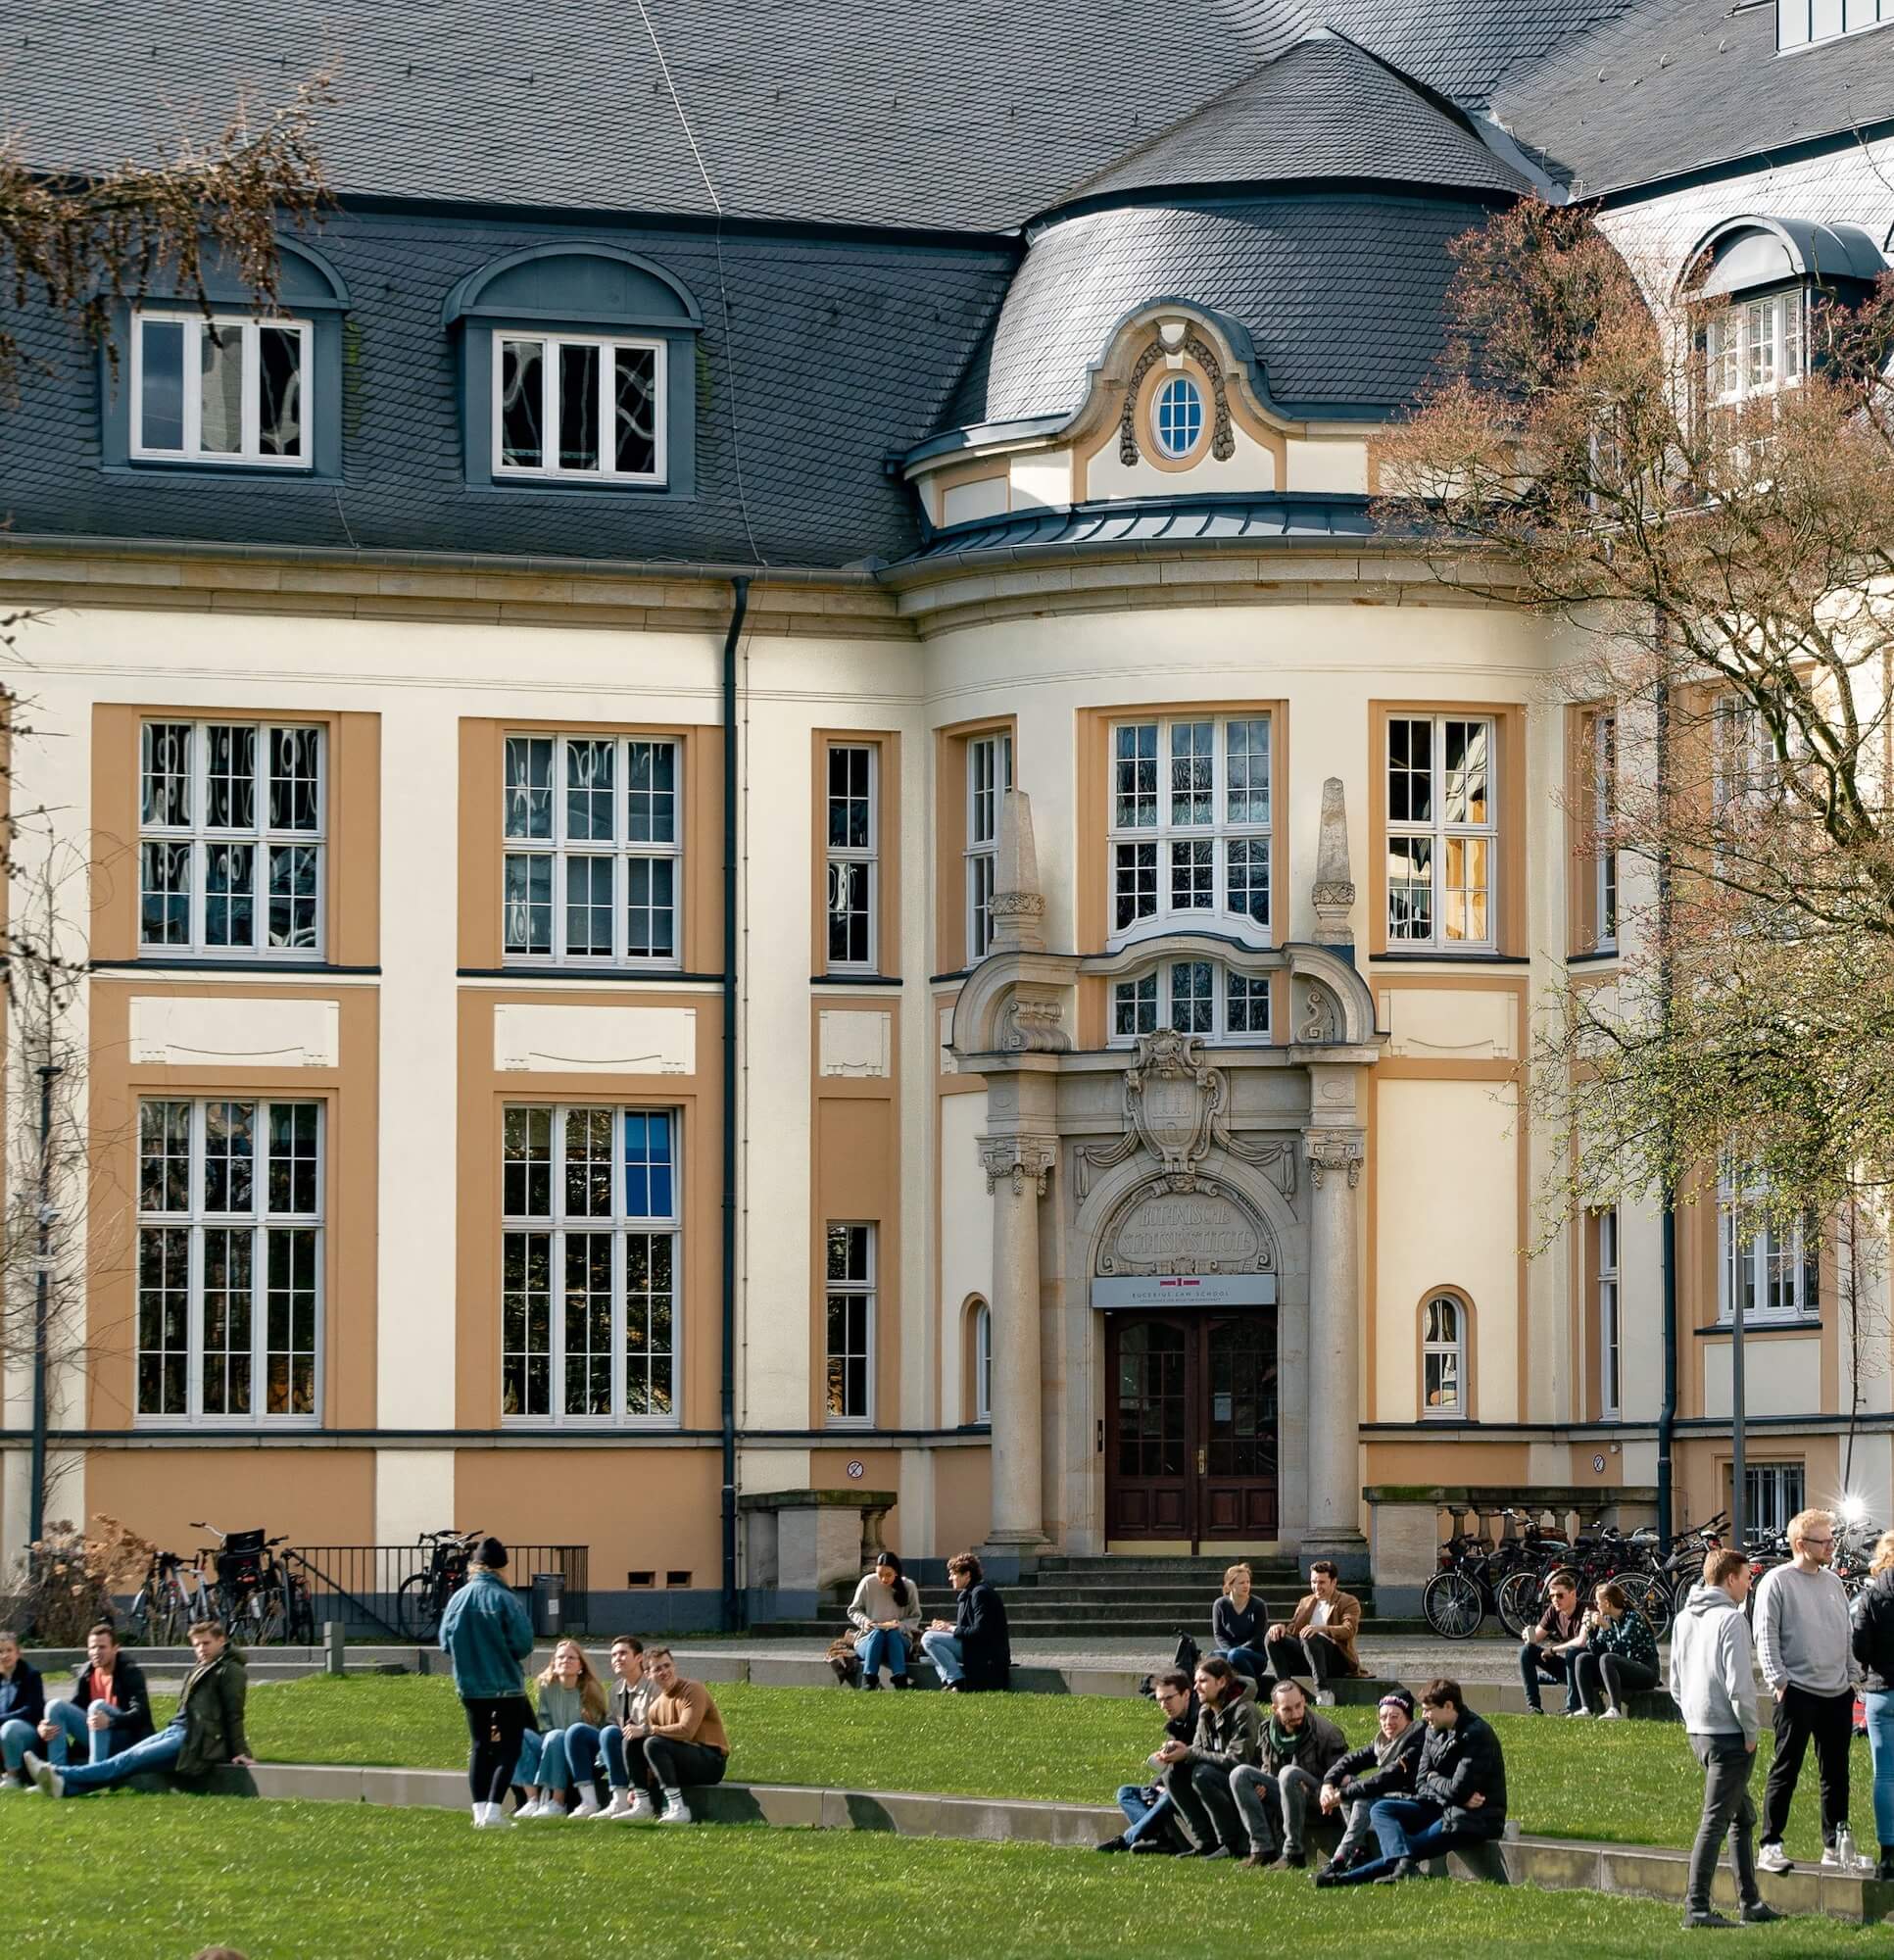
left=979, top=1135, right=1058, bottom=1199
left=1303, top=1131, right=1365, bottom=1191
left=1118, top=330, right=1237, bottom=466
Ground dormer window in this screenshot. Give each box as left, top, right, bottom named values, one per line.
left=1777, top=0, right=1894, bottom=50
left=1110, top=956, right=1271, bottom=1046
left=1705, top=291, right=1805, bottom=408
left=133, top=315, right=312, bottom=466
left=1152, top=374, right=1205, bottom=460
left=495, top=334, right=664, bottom=482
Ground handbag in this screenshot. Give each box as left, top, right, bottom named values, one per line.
left=1172, top=1630, right=1201, bottom=1674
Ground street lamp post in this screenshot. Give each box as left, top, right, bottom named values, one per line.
left=25, top=1061, right=63, bottom=1547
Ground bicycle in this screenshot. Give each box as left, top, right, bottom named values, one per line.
left=396, top=1528, right=481, bottom=1642
left=1423, top=1512, right=1551, bottom=1639
left=125, top=1547, right=213, bottom=1647
left=192, top=1521, right=308, bottom=1645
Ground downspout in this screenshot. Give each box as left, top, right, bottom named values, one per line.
left=1654, top=674, right=1676, bottom=1556
left=720, top=575, right=750, bottom=1631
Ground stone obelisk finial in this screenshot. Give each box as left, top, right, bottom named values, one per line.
left=989, top=789, right=1046, bottom=955
left=1312, top=776, right=1357, bottom=949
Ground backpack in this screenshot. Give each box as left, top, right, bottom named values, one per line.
left=1172, top=1630, right=1202, bottom=1674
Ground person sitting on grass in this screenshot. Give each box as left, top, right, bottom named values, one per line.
left=921, top=1551, right=1012, bottom=1693
left=848, top=1550, right=922, bottom=1691
left=1231, top=1677, right=1349, bottom=1870
left=1211, top=1563, right=1274, bottom=1692
left=35, top=1621, right=153, bottom=1772
left=1315, top=1678, right=1506, bottom=1886
left=1264, top=1561, right=1363, bottom=1707
left=437, top=1535, right=536, bottom=1830
left=0, top=1631, right=47, bottom=1790
left=1096, top=1669, right=1200, bottom=1853
left=617, top=1647, right=730, bottom=1824
left=1518, top=1569, right=1588, bottom=1716
left=514, top=1638, right=610, bottom=1819
left=571, top=1635, right=656, bottom=1821
left=27, top=1618, right=253, bottom=1798
left=1155, top=1656, right=1261, bottom=1860
left=1572, top=1581, right=1661, bottom=1720
left=1317, top=1688, right=1426, bottom=1877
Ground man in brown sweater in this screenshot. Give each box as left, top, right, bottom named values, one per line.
left=621, top=1647, right=729, bottom=1825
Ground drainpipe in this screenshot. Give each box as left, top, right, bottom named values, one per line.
left=26, top=1063, right=62, bottom=1547
left=720, top=576, right=750, bottom=1631
left=1654, top=675, right=1675, bottom=1556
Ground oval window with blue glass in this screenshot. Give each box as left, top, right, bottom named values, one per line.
left=1152, top=373, right=1205, bottom=459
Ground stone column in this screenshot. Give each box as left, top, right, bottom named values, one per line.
left=979, top=1134, right=1057, bottom=1558
left=1303, top=1127, right=1369, bottom=1580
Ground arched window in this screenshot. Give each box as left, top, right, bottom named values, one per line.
left=975, top=1301, right=993, bottom=1424
left=1110, top=956, right=1270, bottom=1045
left=1422, top=1294, right=1465, bottom=1419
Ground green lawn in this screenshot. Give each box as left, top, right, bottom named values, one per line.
left=164, top=1674, right=1877, bottom=1857
left=0, top=1800, right=1880, bottom=1960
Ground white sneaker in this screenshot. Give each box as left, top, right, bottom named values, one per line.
left=1566, top=1709, right=1593, bottom=1719
left=1758, top=1842, right=1791, bottom=1874
left=593, top=1790, right=633, bottom=1820
left=522, top=1796, right=556, bottom=1819
left=1315, top=1690, right=1336, bottom=1707
left=618, top=1791, right=656, bottom=1822
left=0, top=1772, right=29, bottom=1791
left=569, top=1788, right=601, bottom=1818
left=1598, top=1708, right=1626, bottom=1722
left=24, top=1752, right=62, bottom=1800
left=1820, top=1844, right=1843, bottom=1869
left=658, top=1788, right=694, bottom=1825
left=473, top=1802, right=514, bottom=1830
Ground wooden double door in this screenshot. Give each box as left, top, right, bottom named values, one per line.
left=1104, top=1311, right=1280, bottom=1545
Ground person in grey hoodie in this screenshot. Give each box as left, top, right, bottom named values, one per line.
left=1669, top=1548, right=1781, bottom=1930
left=1753, top=1507, right=1858, bottom=1873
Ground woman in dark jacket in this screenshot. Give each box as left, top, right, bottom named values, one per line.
left=1211, top=1562, right=1274, bottom=1690
left=920, top=1550, right=1011, bottom=1691
left=0, top=1631, right=47, bottom=1788
left=1851, top=1531, right=1894, bottom=1876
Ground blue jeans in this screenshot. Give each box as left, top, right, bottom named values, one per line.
left=513, top=1729, right=545, bottom=1788
left=561, top=1723, right=608, bottom=1788
left=1223, top=1645, right=1274, bottom=1689
left=1519, top=1643, right=1581, bottom=1713
left=1866, top=1690, right=1894, bottom=1849
left=857, top=1630, right=909, bottom=1685
left=1114, top=1784, right=1176, bottom=1845
left=524, top=1728, right=577, bottom=1790
left=56, top=1718, right=186, bottom=1794
left=1336, top=1797, right=1465, bottom=1883
left=33, top=1700, right=121, bottom=1768
left=921, top=1631, right=964, bottom=1685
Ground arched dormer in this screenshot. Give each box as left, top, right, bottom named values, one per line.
left=444, top=242, right=702, bottom=495
left=109, top=237, right=351, bottom=478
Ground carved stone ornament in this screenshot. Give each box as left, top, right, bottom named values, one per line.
left=1118, top=330, right=1238, bottom=466
left=989, top=891, right=1044, bottom=921
left=1095, top=1176, right=1275, bottom=1277
left=1000, top=989, right=1070, bottom=1054
left=1298, top=983, right=1338, bottom=1046
left=1303, top=1131, right=1365, bottom=1191
left=979, top=1135, right=1058, bottom=1198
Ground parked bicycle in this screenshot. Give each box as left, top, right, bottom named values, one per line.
left=124, top=1546, right=214, bottom=1647
left=191, top=1520, right=315, bottom=1646
left=1423, top=1509, right=1558, bottom=1639
left=396, top=1527, right=481, bottom=1641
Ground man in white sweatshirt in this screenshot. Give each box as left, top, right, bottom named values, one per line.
left=1670, top=1547, right=1780, bottom=1929
left=1753, top=1507, right=1858, bottom=1873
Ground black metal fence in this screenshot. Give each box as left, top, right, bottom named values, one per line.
left=284, top=1544, right=590, bottom=1641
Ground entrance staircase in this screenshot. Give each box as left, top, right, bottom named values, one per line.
left=749, top=1553, right=1378, bottom=1645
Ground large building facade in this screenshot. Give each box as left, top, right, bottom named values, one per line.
left=3, top=0, right=1892, bottom=1622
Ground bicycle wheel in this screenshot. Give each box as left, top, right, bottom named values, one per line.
left=287, top=1575, right=316, bottom=1647
left=156, top=1592, right=187, bottom=1648
left=1496, top=1568, right=1541, bottom=1639
left=397, top=1571, right=441, bottom=1642
left=1626, top=1572, right=1673, bottom=1642
left=1423, top=1569, right=1484, bottom=1640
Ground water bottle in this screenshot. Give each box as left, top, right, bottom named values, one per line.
left=1835, top=1822, right=1860, bottom=1872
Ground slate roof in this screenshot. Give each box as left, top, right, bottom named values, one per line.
left=1321, top=0, right=1641, bottom=108
left=950, top=193, right=1495, bottom=428
left=1493, top=0, right=1894, bottom=195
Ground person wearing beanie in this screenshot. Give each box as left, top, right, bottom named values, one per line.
left=438, top=1538, right=535, bottom=1829
left=1316, top=1688, right=1426, bottom=1876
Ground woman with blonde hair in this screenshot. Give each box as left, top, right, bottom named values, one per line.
left=1211, top=1562, right=1273, bottom=1691
left=515, top=1639, right=610, bottom=1817
left=1573, top=1580, right=1660, bottom=1718
left=1850, top=1528, right=1894, bottom=1878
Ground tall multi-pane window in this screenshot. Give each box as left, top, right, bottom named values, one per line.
left=1744, top=1461, right=1807, bottom=1536
left=503, top=734, right=681, bottom=965
left=1597, top=1206, right=1622, bottom=1419
left=1110, top=959, right=1270, bottom=1045
left=1704, top=292, right=1805, bottom=410
left=1385, top=714, right=1496, bottom=948
left=139, top=721, right=324, bottom=957
left=966, top=731, right=1013, bottom=963
left=501, top=1106, right=679, bottom=1424
left=132, top=314, right=311, bottom=466
left=825, top=744, right=877, bottom=969
left=974, top=1300, right=992, bottom=1424
left=1719, top=1168, right=1820, bottom=1321
left=1422, top=1295, right=1464, bottom=1417
left=825, top=1223, right=875, bottom=1425
left=136, top=1098, right=322, bottom=1423
left=1108, top=715, right=1271, bottom=941
left=494, top=333, right=664, bottom=482
left=1594, top=713, right=1618, bottom=951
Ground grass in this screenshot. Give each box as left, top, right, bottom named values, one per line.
left=153, top=1673, right=1879, bottom=1857
left=0, top=1799, right=1883, bottom=1960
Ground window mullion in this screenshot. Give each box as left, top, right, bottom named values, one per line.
left=183, top=319, right=203, bottom=459
left=240, top=320, right=260, bottom=462
left=542, top=338, right=558, bottom=477
left=612, top=1204, right=627, bottom=1424
left=599, top=341, right=614, bottom=479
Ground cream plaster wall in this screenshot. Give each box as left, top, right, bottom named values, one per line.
left=374, top=1446, right=457, bottom=1545
left=1010, top=454, right=1073, bottom=510
left=1087, top=418, right=1278, bottom=500
left=942, top=475, right=1010, bottom=527
left=1703, top=1337, right=1822, bottom=1420
left=939, top=1092, right=994, bottom=1430
left=1284, top=438, right=1370, bottom=495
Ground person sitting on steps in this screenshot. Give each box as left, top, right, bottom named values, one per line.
left=35, top=1622, right=153, bottom=1773
left=0, top=1631, right=48, bottom=1790
left=1264, top=1561, right=1363, bottom=1706
left=1095, top=1669, right=1200, bottom=1853
left=1317, top=1688, right=1426, bottom=1877
left=1155, top=1656, right=1262, bottom=1860
left=1572, top=1581, right=1661, bottom=1719
left=28, top=1618, right=253, bottom=1798
left=618, top=1647, right=730, bottom=1825
left=577, top=1635, right=657, bottom=1821
left=920, top=1551, right=1011, bottom=1692
left=1518, top=1569, right=1588, bottom=1716
left=1231, top=1676, right=1349, bottom=1870
left=514, top=1638, right=610, bottom=1819
left=847, top=1550, right=922, bottom=1690
left=1211, top=1562, right=1274, bottom=1693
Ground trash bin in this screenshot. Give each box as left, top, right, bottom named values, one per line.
left=531, top=1572, right=564, bottom=1639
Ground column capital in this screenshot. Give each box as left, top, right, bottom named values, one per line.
left=1302, top=1128, right=1365, bottom=1191
left=979, top=1134, right=1058, bottom=1198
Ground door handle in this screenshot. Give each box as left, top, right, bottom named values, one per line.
left=1196, top=1446, right=1207, bottom=1477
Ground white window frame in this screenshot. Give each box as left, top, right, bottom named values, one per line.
left=1108, top=958, right=1272, bottom=1047
left=1704, top=289, right=1806, bottom=410
left=1152, top=373, right=1205, bottom=459
left=1594, top=713, right=1618, bottom=952
left=500, top=1104, right=681, bottom=1428
left=824, top=1222, right=876, bottom=1428
left=1422, top=1294, right=1465, bottom=1419
left=974, top=1299, right=992, bottom=1425
left=130, top=311, right=314, bottom=468
left=1385, top=713, right=1497, bottom=950
left=1597, top=1206, right=1622, bottom=1419
left=491, top=330, right=667, bottom=484
left=502, top=733, right=683, bottom=968
left=1107, top=714, right=1272, bottom=951
left=134, top=1097, right=324, bottom=1428
left=138, top=719, right=326, bottom=960
left=1744, top=1461, right=1807, bottom=1537
left=965, top=731, right=1013, bottom=963
left=1777, top=0, right=1894, bottom=52
left=825, top=742, right=878, bottom=972
left=1719, top=1167, right=1820, bottom=1323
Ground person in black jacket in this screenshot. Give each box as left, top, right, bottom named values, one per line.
left=1316, top=1688, right=1426, bottom=1874
left=920, top=1551, right=1011, bottom=1692
left=1317, top=1678, right=1507, bottom=1886
left=1852, top=1532, right=1894, bottom=1880
left=0, top=1631, right=48, bottom=1789
left=36, top=1623, right=153, bottom=1770
left=1096, top=1669, right=1200, bottom=1852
